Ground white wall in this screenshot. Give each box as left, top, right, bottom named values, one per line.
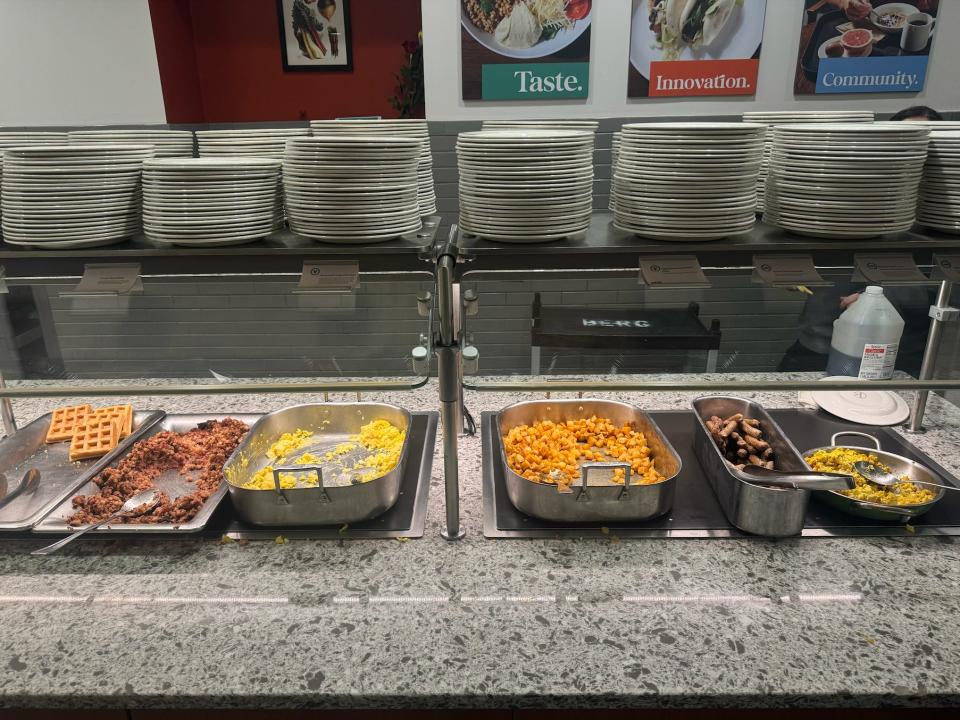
left=0, top=0, right=166, bottom=126
left=423, top=0, right=960, bottom=120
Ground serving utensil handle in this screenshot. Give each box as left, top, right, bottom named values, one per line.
left=31, top=514, right=115, bottom=556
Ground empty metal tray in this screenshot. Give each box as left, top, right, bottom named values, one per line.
left=33, top=413, right=260, bottom=534
left=0, top=410, right=164, bottom=532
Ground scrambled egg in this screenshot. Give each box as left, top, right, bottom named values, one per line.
left=240, top=420, right=405, bottom=490
left=805, top=448, right=936, bottom=506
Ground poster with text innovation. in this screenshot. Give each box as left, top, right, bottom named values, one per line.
left=460, top=0, right=593, bottom=101
left=794, top=0, right=939, bottom=94
left=628, top=0, right=768, bottom=98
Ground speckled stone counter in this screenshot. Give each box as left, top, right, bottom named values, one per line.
left=0, top=374, right=959, bottom=710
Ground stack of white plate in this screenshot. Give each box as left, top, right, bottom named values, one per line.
left=283, top=136, right=422, bottom=243
left=743, top=110, right=874, bottom=212
left=0, top=144, right=154, bottom=248
left=613, top=122, right=764, bottom=241
left=918, top=129, right=960, bottom=235
left=196, top=128, right=309, bottom=158
left=764, top=122, right=930, bottom=239
left=482, top=119, right=600, bottom=133
left=142, top=157, right=283, bottom=246
left=68, top=129, right=194, bottom=157
left=309, top=119, right=436, bottom=216
left=609, top=131, right=621, bottom=212
left=457, top=129, right=594, bottom=243
left=0, top=132, right=68, bottom=233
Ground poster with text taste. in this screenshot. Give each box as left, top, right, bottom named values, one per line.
left=794, top=0, right=939, bottom=94
left=629, top=0, right=768, bottom=98
left=460, top=0, right=593, bottom=101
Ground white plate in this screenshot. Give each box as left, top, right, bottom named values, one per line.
left=460, top=3, right=592, bottom=60
left=811, top=377, right=910, bottom=425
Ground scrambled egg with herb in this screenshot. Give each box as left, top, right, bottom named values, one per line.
left=805, top=448, right=936, bottom=506
left=240, top=420, right=405, bottom=490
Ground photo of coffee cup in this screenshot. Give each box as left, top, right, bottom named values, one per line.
left=840, top=28, right=874, bottom=57
left=900, top=12, right=935, bottom=52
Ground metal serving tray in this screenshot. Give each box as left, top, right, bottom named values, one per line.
left=496, top=399, right=681, bottom=522
left=32, top=413, right=260, bottom=534
left=691, top=397, right=812, bottom=537
left=0, top=410, right=164, bottom=532
left=223, top=403, right=412, bottom=527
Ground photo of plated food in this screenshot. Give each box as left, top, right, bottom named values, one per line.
left=628, top=0, right=767, bottom=97
left=796, top=0, right=940, bottom=94
left=460, top=0, right=592, bottom=58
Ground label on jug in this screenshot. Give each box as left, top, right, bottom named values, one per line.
left=858, top=343, right=899, bottom=380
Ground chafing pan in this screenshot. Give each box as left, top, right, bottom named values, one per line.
left=497, top=399, right=681, bottom=523
left=223, top=403, right=411, bottom=527
left=804, top=431, right=947, bottom=522
left=692, top=396, right=811, bottom=537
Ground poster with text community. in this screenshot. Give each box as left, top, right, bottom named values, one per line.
left=794, top=0, right=940, bottom=94
left=628, top=0, right=768, bottom=98
left=460, top=0, right=593, bottom=101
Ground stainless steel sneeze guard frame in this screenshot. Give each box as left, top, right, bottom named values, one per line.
left=691, top=396, right=811, bottom=538
left=0, top=410, right=164, bottom=531
left=496, top=399, right=681, bottom=523
left=223, top=403, right=411, bottom=527
left=33, top=413, right=262, bottom=534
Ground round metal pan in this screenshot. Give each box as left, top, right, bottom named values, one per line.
left=803, top=431, right=946, bottom=522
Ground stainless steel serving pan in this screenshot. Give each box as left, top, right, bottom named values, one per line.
left=692, top=396, right=811, bottom=537
left=223, top=403, right=411, bottom=527
left=33, top=414, right=261, bottom=534
left=497, top=399, right=681, bottom=523
left=803, top=431, right=947, bottom=522
left=0, top=410, right=164, bottom=531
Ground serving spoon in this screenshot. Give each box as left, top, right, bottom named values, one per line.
left=853, top=461, right=960, bottom=494
left=31, top=489, right=160, bottom=556
left=0, top=469, right=41, bottom=510
left=740, top=465, right=855, bottom=491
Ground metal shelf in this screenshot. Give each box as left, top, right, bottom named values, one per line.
left=0, top=219, right=441, bottom=277
left=455, top=212, right=960, bottom=273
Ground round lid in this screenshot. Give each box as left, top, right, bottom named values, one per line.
left=811, top=377, right=910, bottom=426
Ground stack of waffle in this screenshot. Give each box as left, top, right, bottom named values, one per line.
left=45, top=404, right=133, bottom=461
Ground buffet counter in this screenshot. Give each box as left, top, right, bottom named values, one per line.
left=1, top=373, right=959, bottom=710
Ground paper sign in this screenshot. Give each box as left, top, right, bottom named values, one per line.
left=296, top=260, right=359, bottom=293
left=852, top=254, right=932, bottom=286
left=639, top=256, right=710, bottom=289
left=752, top=254, right=832, bottom=288
left=70, top=264, right=142, bottom=295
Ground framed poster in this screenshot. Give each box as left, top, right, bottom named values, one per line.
left=628, top=0, right=768, bottom=98
left=794, top=0, right=939, bottom=94
left=277, top=0, right=353, bottom=72
left=460, top=0, right=593, bottom=101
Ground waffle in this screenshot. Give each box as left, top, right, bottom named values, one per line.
left=45, top=404, right=93, bottom=443
left=89, top=404, right=133, bottom=438
left=69, top=417, right=120, bottom=462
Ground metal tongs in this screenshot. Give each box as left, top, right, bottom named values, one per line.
left=739, top=465, right=856, bottom=491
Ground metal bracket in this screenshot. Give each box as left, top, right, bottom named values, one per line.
left=929, top=305, right=959, bottom=323
left=0, top=267, right=8, bottom=295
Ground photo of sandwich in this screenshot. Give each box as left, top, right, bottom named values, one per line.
left=629, top=0, right=767, bottom=97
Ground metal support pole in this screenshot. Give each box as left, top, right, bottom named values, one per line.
left=908, top=280, right=955, bottom=433
left=0, top=372, right=16, bottom=437
left=436, top=247, right=465, bottom=540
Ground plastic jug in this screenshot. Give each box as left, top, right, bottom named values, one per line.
left=826, top=286, right=905, bottom=380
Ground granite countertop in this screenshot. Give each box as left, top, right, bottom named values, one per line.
left=0, top=373, right=959, bottom=710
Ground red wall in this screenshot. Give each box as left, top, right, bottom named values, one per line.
left=149, top=0, right=422, bottom=124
